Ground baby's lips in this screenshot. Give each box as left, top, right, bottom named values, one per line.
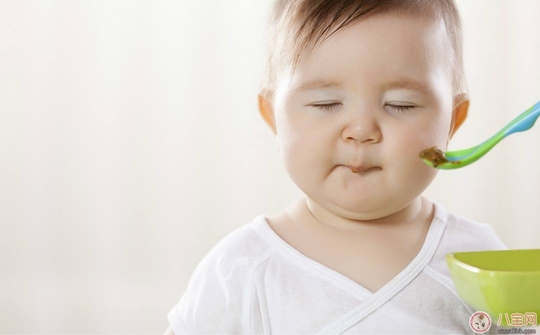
left=346, top=164, right=381, bottom=173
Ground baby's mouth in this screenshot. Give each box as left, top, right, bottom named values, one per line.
left=346, top=165, right=382, bottom=173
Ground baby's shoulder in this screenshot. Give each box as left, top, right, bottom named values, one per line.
left=438, top=205, right=507, bottom=252
left=446, top=210, right=496, bottom=234
left=171, top=216, right=275, bottom=333
left=195, top=215, right=275, bottom=277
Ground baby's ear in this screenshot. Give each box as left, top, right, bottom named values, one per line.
left=258, top=94, right=277, bottom=134
left=448, top=93, right=469, bottom=139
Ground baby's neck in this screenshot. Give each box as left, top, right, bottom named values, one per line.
left=291, top=196, right=432, bottom=235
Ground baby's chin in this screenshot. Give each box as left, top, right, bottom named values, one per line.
left=321, top=196, right=411, bottom=222
left=314, top=189, right=421, bottom=222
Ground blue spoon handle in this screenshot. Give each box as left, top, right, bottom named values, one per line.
left=502, top=101, right=540, bottom=136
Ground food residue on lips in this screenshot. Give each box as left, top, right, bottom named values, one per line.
left=349, top=166, right=380, bottom=173
left=419, top=146, right=455, bottom=167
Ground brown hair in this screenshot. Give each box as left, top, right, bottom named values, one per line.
left=259, top=0, right=467, bottom=105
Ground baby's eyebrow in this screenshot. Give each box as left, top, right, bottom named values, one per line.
left=291, top=79, right=343, bottom=93
left=381, top=78, right=435, bottom=96
left=292, top=78, right=435, bottom=96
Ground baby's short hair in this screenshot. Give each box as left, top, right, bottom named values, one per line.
left=259, top=0, right=467, bottom=104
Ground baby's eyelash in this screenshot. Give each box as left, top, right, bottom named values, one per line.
left=311, top=103, right=416, bottom=113
left=386, top=104, right=415, bottom=112
left=312, top=103, right=341, bottom=111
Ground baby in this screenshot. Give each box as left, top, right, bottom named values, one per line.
left=165, top=0, right=506, bottom=334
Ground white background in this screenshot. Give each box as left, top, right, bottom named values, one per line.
left=1, top=0, right=539, bottom=333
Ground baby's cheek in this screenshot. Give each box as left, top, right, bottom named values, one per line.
left=415, top=120, right=450, bottom=150
left=396, top=130, right=445, bottom=173
left=281, top=138, right=316, bottom=175
left=398, top=129, right=435, bottom=154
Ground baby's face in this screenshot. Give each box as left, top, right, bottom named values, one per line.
left=271, top=13, right=458, bottom=220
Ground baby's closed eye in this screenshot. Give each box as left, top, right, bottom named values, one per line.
left=311, top=103, right=342, bottom=111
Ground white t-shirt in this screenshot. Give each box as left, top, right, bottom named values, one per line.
left=168, top=201, right=507, bottom=334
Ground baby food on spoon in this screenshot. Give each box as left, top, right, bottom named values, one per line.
left=419, top=146, right=454, bottom=168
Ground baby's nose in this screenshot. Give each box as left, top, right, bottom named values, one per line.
left=342, top=115, right=382, bottom=144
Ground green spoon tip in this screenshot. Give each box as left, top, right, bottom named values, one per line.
left=419, top=146, right=462, bottom=169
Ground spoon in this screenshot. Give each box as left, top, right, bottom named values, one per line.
left=420, top=101, right=540, bottom=170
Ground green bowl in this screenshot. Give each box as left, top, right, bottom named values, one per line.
left=446, top=249, right=540, bottom=327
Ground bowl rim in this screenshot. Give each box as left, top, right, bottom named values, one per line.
left=446, top=250, right=540, bottom=275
